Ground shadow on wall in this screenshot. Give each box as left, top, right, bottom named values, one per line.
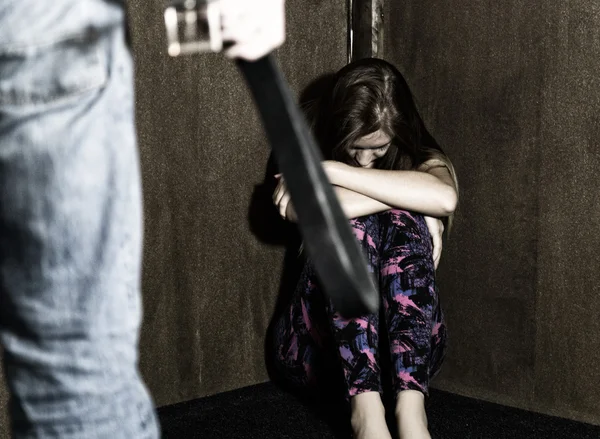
left=246, top=72, right=338, bottom=386
left=246, top=71, right=360, bottom=437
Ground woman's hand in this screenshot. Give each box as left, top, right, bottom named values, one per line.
left=424, top=216, right=444, bottom=270
left=272, top=161, right=345, bottom=221
left=272, top=175, right=297, bottom=222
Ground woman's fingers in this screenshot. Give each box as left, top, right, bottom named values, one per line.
left=272, top=176, right=285, bottom=205
left=286, top=202, right=297, bottom=222
left=272, top=175, right=291, bottom=219
left=278, top=191, right=291, bottom=219
left=424, top=216, right=444, bottom=270
left=432, top=233, right=442, bottom=269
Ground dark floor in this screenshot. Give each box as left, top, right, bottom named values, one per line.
left=157, top=382, right=600, bottom=439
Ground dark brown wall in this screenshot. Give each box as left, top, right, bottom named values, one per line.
left=131, top=0, right=348, bottom=407
left=384, top=0, right=600, bottom=425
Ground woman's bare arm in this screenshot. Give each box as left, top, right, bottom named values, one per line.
left=332, top=186, right=392, bottom=219
left=323, top=160, right=458, bottom=217
left=278, top=162, right=452, bottom=269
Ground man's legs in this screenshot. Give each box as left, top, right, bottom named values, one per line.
left=0, top=1, right=159, bottom=437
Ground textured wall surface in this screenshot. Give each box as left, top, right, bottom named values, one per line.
left=384, top=0, right=600, bottom=425
left=130, top=0, right=347, bottom=407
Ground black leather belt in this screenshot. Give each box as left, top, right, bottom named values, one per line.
left=164, top=0, right=378, bottom=317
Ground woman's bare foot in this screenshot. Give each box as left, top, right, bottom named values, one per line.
left=395, top=390, right=431, bottom=439
left=350, top=391, right=393, bottom=439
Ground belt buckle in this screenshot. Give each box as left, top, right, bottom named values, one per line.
left=164, top=0, right=222, bottom=57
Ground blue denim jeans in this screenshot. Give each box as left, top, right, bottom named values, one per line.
left=0, top=1, right=160, bottom=437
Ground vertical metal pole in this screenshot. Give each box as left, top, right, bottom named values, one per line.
left=347, top=0, right=354, bottom=64
left=372, top=0, right=384, bottom=59
left=349, top=0, right=384, bottom=62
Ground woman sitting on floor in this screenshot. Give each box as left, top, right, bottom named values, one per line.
left=271, top=57, right=459, bottom=439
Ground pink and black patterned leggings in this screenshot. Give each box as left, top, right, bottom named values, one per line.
left=272, top=209, right=447, bottom=399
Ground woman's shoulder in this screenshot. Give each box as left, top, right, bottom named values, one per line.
left=417, top=158, right=448, bottom=173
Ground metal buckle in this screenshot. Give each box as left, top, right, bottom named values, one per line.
left=164, top=0, right=222, bottom=56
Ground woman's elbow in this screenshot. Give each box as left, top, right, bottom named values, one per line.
left=440, top=185, right=458, bottom=215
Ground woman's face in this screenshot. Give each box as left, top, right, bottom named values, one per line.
left=349, top=129, right=392, bottom=168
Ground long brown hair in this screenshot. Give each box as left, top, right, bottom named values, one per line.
left=310, top=58, right=458, bottom=227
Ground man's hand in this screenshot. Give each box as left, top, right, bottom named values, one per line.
left=424, top=215, right=444, bottom=270
left=272, top=174, right=297, bottom=222
left=220, top=0, right=286, bottom=60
